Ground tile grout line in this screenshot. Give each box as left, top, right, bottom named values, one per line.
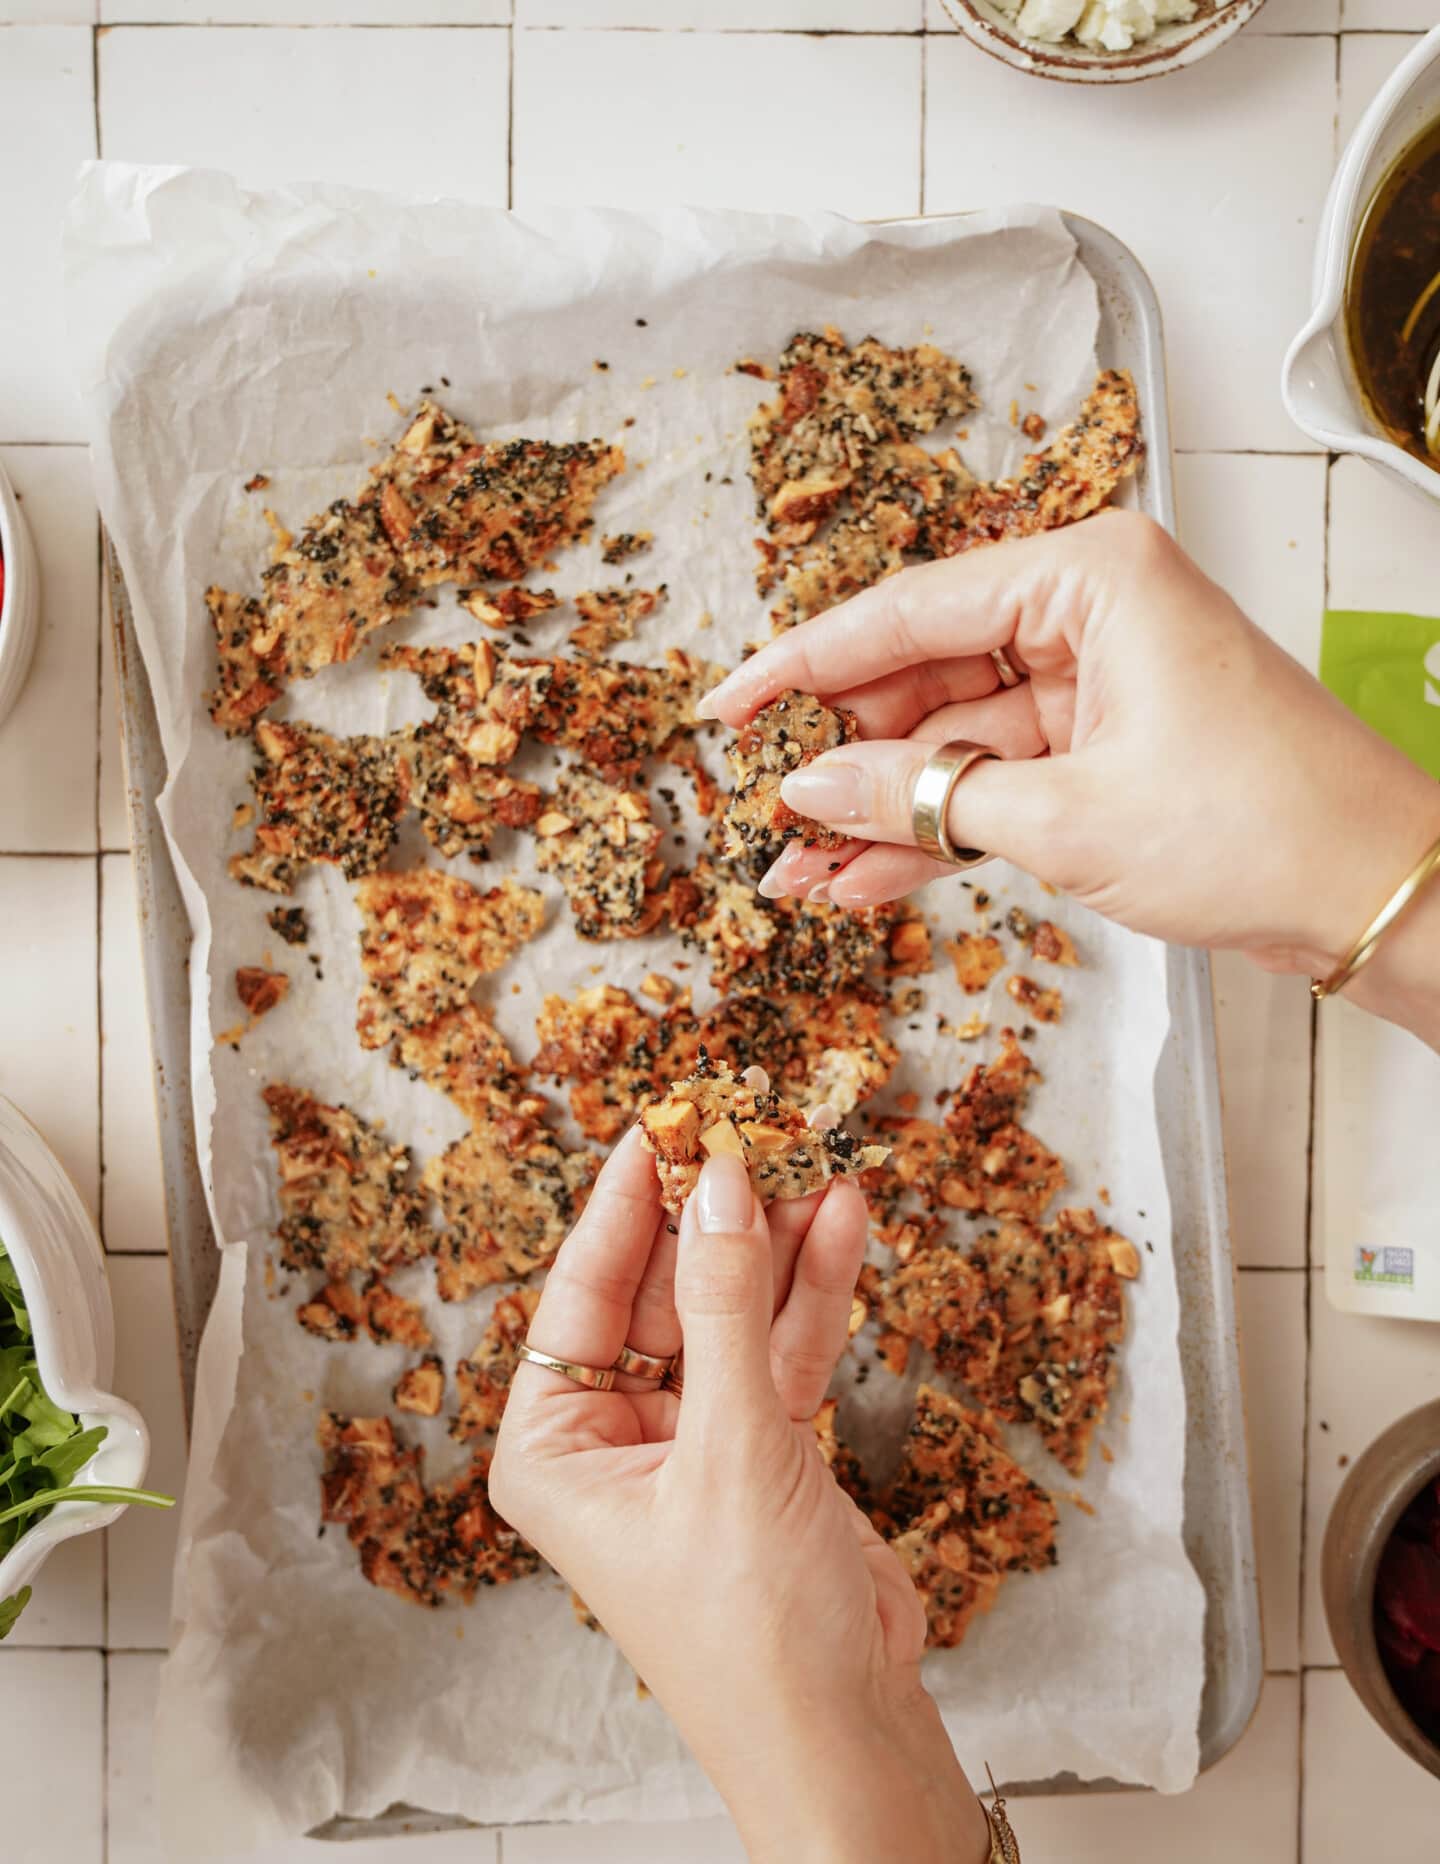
left=101, top=1650, right=110, bottom=1864
left=918, top=29, right=927, bottom=219
left=506, top=19, right=515, bottom=213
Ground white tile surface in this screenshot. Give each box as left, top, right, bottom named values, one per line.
left=1340, top=0, right=1436, bottom=28
left=0, top=856, right=98, bottom=1209
left=1339, top=28, right=1422, bottom=146
left=0, top=448, right=98, bottom=853
left=0, top=29, right=94, bottom=441
left=0, top=1650, right=103, bottom=1864
left=1177, top=454, right=1324, bottom=1269
left=1237, top=1270, right=1306, bottom=1671
left=1303, top=1669, right=1439, bottom=1864
left=1328, top=453, right=1440, bottom=611
left=926, top=32, right=1336, bottom=452
left=0, top=0, right=94, bottom=19
left=100, top=853, right=166, bottom=1254
left=526, top=0, right=921, bottom=21
left=513, top=29, right=923, bottom=216
left=959, top=1675, right=1300, bottom=1861
left=1304, top=1269, right=1440, bottom=1665
left=102, top=0, right=502, bottom=18
left=100, top=26, right=511, bottom=200
left=104, top=1255, right=186, bottom=1649
left=1262, top=0, right=1341, bottom=26
left=1, top=1526, right=103, bottom=1648
left=1210, top=953, right=1312, bottom=1268
left=507, top=1819, right=743, bottom=1862
left=109, top=1655, right=504, bottom=1864
left=1174, top=452, right=1326, bottom=669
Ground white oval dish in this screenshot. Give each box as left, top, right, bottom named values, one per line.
left=1282, top=26, right=1440, bottom=500
left=0, top=1097, right=150, bottom=1608
left=941, top=0, right=1267, bottom=85
left=0, top=456, right=41, bottom=728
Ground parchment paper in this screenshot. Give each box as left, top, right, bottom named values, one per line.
left=65, top=163, right=1205, bottom=1849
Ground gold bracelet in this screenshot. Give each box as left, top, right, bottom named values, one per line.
left=984, top=1767, right=1020, bottom=1862
left=1311, top=828, right=1440, bottom=1002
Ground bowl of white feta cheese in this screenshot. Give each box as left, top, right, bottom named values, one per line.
left=942, top=0, right=1265, bottom=82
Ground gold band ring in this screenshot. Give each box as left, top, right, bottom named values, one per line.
left=517, top=1342, right=617, bottom=1391
left=989, top=645, right=1023, bottom=689
left=611, top=1345, right=676, bottom=1381
left=911, top=740, right=995, bottom=869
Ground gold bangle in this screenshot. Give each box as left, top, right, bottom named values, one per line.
left=1311, top=828, right=1440, bottom=1001
left=984, top=1766, right=1020, bottom=1861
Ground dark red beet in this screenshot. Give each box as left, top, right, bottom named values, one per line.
left=1377, top=1537, right=1440, bottom=1653
left=1377, top=1604, right=1428, bottom=1670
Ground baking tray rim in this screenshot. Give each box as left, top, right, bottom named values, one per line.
left=102, top=201, right=1261, bottom=1826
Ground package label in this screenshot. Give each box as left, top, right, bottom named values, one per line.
left=1353, top=1244, right=1416, bottom=1288
left=1320, top=610, right=1440, bottom=782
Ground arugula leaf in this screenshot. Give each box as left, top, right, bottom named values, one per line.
left=0, top=1240, right=175, bottom=1574
left=0, top=1586, right=32, bottom=1640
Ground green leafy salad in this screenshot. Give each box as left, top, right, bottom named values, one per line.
left=0, top=1240, right=173, bottom=1638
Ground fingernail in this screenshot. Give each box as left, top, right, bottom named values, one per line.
left=781, top=764, right=869, bottom=824
left=807, top=882, right=832, bottom=904
left=757, top=862, right=790, bottom=900
left=695, top=1152, right=755, bottom=1234
left=694, top=684, right=726, bottom=721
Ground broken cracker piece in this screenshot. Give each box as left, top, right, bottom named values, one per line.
left=721, top=690, right=857, bottom=880
left=639, top=1051, right=888, bottom=1215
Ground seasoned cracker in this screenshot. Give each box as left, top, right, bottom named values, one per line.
left=354, top=869, right=544, bottom=1051
left=235, top=966, right=288, bottom=1021
left=263, top=1083, right=431, bottom=1281
left=394, top=1355, right=446, bottom=1417
left=812, top=1397, right=874, bottom=1512
left=1006, top=974, right=1063, bottom=1023
left=568, top=585, right=666, bottom=656
left=885, top=1385, right=1058, bottom=1649
left=922, top=369, right=1143, bottom=559
left=945, top=931, right=1004, bottom=994
left=669, top=857, right=904, bottom=998
left=862, top=1243, right=1002, bottom=1389
left=721, top=691, right=857, bottom=879
left=398, top=723, right=543, bottom=861
left=392, top=1004, right=528, bottom=1126
left=533, top=983, right=700, bottom=1143
left=525, top=649, right=718, bottom=783
left=425, top=1108, right=597, bottom=1302
left=599, top=530, right=653, bottom=565
left=639, top=1052, right=888, bottom=1215
left=229, top=719, right=409, bottom=894
left=452, top=1289, right=540, bottom=1441
left=375, top=401, right=624, bottom=587
left=532, top=766, right=669, bottom=940
left=967, top=1208, right=1132, bottom=1475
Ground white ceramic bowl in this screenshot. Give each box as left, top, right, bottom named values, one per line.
left=941, top=0, right=1267, bottom=85
left=1283, top=26, right=1440, bottom=500
left=0, top=456, right=40, bottom=728
left=0, top=1097, right=149, bottom=1609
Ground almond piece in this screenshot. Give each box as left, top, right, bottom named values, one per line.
left=699, top=1120, right=744, bottom=1158
left=739, top=1122, right=791, bottom=1153
left=534, top=811, right=574, bottom=838
left=1040, top=1292, right=1072, bottom=1326
left=642, top=1101, right=700, bottom=1150
left=1107, top=1237, right=1141, bottom=1280
left=615, top=791, right=647, bottom=822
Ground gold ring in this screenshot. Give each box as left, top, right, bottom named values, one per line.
left=611, top=1344, right=676, bottom=1381
left=990, top=645, right=1023, bottom=688
left=911, top=740, right=995, bottom=868
left=517, top=1342, right=617, bottom=1391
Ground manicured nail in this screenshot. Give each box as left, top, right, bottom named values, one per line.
left=781, top=764, right=869, bottom=824
left=695, top=1152, right=755, bottom=1233
left=757, top=862, right=790, bottom=900
left=807, top=882, right=832, bottom=904
left=694, top=684, right=726, bottom=721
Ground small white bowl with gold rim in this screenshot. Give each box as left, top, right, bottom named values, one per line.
left=940, top=0, right=1267, bottom=85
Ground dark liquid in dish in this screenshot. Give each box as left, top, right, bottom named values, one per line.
left=1346, top=116, right=1440, bottom=467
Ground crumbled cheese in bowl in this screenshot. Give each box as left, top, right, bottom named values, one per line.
left=998, top=0, right=1219, bottom=52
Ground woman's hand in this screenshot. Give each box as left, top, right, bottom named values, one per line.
left=489, top=1128, right=989, bottom=1864
left=698, top=511, right=1440, bottom=1040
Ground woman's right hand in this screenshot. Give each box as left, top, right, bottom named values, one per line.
left=699, top=511, right=1440, bottom=1032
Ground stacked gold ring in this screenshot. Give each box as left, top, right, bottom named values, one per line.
left=516, top=1343, right=617, bottom=1391
left=611, top=1344, right=676, bottom=1383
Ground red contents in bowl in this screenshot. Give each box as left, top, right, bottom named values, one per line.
left=1375, top=1474, right=1440, bottom=1744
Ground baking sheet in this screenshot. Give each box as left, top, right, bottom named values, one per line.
left=72, top=164, right=1214, bottom=1845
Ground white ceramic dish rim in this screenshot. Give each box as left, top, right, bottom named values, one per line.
left=1281, top=26, right=1440, bottom=498
left=0, top=457, right=41, bottom=727
left=0, top=1096, right=149, bottom=1603
left=942, top=0, right=1266, bottom=84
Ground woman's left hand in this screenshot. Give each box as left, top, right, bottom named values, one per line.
left=489, top=1126, right=989, bottom=1864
